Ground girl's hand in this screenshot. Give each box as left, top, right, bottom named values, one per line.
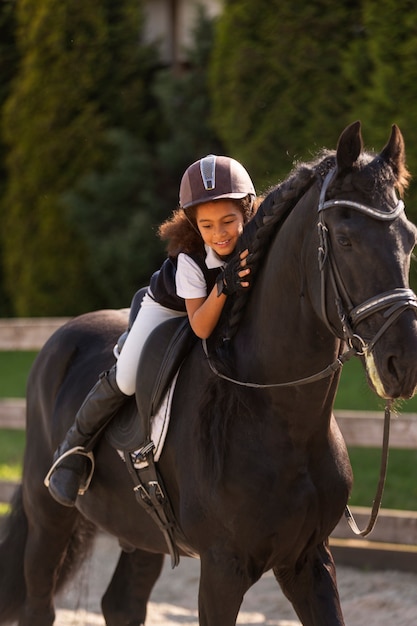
left=187, top=249, right=252, bottom=338
left=237, top=249, right=251, bottom=288
left=217, top=249, right=252, bottom=296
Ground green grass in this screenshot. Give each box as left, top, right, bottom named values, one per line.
left=335, top=357, right=417, bottom=412
left=336, top=360, right=417, bottom=511
left=0, top=503, right=11, bottom=515
left=0, top=429, right=26, bottom=481
left=4, top=350, right=416, bottom=409
left=0, top=351, right=38, bottom=397
left=0, top=351, right=35, bottom=484
left=348, top=447, right=417, bottom=510
left=0, top=350, right=416, bottom=510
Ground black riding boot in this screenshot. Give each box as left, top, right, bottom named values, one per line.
left=45, top=366, right=128, bottom=507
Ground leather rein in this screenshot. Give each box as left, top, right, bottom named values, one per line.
left=203, top=167, right=417, bottom=537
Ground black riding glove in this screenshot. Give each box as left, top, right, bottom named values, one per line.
left=216, top=252, right=251, bottom=297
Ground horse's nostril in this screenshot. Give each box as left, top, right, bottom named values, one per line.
left=387, top=356, right=399, bottom=380
left=384, top=354, right=417, bottom=399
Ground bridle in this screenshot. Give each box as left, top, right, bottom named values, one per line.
left=204, top=167, right=417, bottom=387
left=316, top=168, right=417, bottom=537
left=317, top=167, right=417, bottom=355
left=203, top=167, right=417, bottom=536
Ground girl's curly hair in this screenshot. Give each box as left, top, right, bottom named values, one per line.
left=158, top=195, right=256, bottom=257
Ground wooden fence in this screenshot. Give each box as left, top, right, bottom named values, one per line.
left=1, top=318, right=417, bottom=570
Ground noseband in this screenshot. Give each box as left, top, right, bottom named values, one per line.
left=317, top=168, right=417, bottom=354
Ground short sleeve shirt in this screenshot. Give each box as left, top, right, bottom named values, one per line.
left=176, top=245, right=226, bottom=299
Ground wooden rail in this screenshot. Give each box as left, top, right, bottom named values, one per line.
left=0, top=318, right=70, bottom=505
left=1, top=318, right=417, bottom=570
left=2, top=399, right=417, bottom=447
left=0, top=317, right=70, bottom=350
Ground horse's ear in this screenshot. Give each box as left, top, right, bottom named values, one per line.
left=379, top=124, right=405, bottom=179
left=336, top=120, right=363, bottom=171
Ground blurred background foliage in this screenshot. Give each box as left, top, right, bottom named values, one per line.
left=1, top=0, right=417, bottom=317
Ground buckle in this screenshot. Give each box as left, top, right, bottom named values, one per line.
left=148, top=480, right=165, bottom=503
left=132, top=441, right=155, bottom=465
left=133, top=483, right=152, bottom=505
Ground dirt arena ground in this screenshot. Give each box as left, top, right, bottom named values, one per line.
left=46, top=532, right=417, bottom=626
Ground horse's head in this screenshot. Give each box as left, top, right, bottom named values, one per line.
left=318, top=121, right=417, bottom=400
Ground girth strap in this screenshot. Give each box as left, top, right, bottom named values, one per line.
left=123, top=450, right=181, bottom=568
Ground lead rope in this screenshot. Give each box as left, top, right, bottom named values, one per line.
left=344, top=399, right=392, bottom=537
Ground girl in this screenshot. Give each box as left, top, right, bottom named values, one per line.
left=46, top=154, right=256, bottom=507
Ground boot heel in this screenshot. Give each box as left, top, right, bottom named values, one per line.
left=44, top=448, right=95, bottom=507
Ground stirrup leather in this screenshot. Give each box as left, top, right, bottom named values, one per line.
left=44, top=446, right=95, bottom=495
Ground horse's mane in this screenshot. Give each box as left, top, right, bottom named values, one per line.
left=220, top=144, right=410, bottom=343
left=221, top=151, right=336, bottom=342
left=197, top=144, right=410, bottom=485
left=196, top=151, right=336, bottom=485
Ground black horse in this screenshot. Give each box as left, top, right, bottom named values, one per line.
left=1, top=122, right=417, bottom=626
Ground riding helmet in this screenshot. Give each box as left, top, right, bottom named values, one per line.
left=179, top=155, right=256, bottom=209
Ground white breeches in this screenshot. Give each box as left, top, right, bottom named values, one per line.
left=115, top=292, right=187, bottom=396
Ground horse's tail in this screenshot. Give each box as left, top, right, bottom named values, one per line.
left=0, top=485, right=97, bottom=623
left=0, top=486, right=28, bottom=623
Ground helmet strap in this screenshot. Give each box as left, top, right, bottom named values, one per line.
left=183, top=208, right=203, bottom=237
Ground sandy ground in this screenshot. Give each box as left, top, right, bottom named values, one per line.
left=46, top=533, right=417, bottom=626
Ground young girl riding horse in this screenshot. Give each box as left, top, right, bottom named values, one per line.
left=46, top=155, right=257, bottom=507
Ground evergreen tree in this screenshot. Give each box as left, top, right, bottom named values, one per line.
left=63, top=6, right=224, bottom=309
left=210, top=0, right=362, bottom=191
left=153, top=6, right=224, bottom=181
left=62, top=129, right=166, bottom=309
left=1, top=0, right=156, bottom=316
left=343, top=1, right=417, bottom=224
left=0, top=0, right=18, bottom=315
left=343, top=0, right=417, bottom=288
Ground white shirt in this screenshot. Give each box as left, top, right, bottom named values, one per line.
left=176, top=245, right=226, bottom=299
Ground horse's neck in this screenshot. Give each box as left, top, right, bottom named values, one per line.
left=236, top=202, right=340, bottom=386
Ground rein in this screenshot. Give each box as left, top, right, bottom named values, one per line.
left=204, top=167, right=417, bottom=538
left=202, top=340, right=357, bottom=388
left=344, top=400, right=392, bottom=537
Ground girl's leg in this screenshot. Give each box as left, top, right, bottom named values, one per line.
left=45, top=293, right=185, bottom=507
left=116, top=293, right=186, bottom=395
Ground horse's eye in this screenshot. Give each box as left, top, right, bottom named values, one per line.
left=337, top=236, right=351, bottom=247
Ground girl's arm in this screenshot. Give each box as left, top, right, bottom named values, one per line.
left=185, top=288, right=226, bottom=339
left=185, top=250, right=250, bottom=339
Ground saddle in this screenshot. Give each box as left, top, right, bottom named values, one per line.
left=105, top=314, right=196, bottom=451
left=105, top=289, right=197, bottom=567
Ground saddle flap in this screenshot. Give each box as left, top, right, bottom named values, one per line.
left=106, top=316, right=196, bottom=452
left=137, top=316, right=196, bottom=418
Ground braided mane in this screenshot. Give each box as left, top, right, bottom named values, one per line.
left=219, top=137, right=411, bottom=344
left=199, top=141, right=411, bottom=483
left=221, top=151, right=336, bottom=342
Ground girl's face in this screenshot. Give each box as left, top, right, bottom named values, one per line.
left=195, top=200, right=244, bottom=258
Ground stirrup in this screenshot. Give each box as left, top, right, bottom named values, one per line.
left=44, top=446, right=95, bottom=495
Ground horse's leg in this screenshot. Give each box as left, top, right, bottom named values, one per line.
left=198, top=550, right=257, bottom=625
left=275, top=541, right=345, bottom=626
left=19, top=490, right=86, bottom=626
left=101, top=548, right=164, bottom=626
